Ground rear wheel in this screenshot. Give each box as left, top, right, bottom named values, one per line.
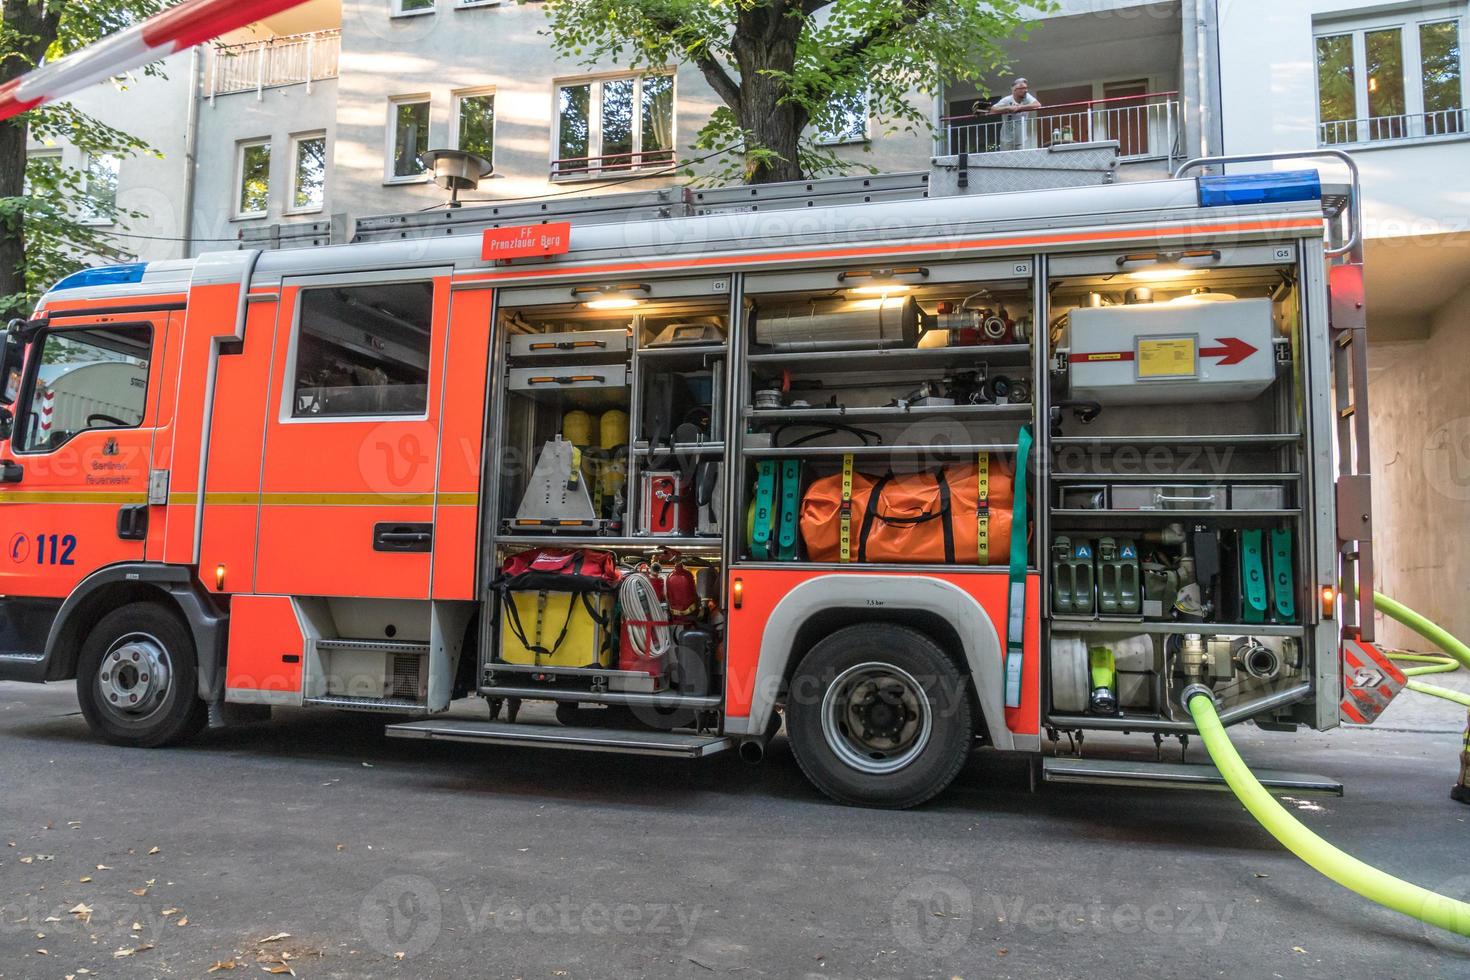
left=75, top=603, right=206, bottom=748
left=786, top=624, right=973, bottom=809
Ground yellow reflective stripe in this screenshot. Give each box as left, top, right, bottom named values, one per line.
left=839, top=453, right=854, bottom=564
left=5, top=489, right=480, bottom=507
left=976, top=451, right=990, bottom=565
left=0, top=490, right=147, bottom=504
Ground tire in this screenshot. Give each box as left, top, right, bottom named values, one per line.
left=786, top=624, right=973, bottom=809
left=75, top=602, right=207, bottom=748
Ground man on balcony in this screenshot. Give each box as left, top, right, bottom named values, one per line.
left=989, top=77, right=1042, bottom=151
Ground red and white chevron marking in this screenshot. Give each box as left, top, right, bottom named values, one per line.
left=0, top=0, right=310, bottom=123
left=39, top=388, right=54, bottom=434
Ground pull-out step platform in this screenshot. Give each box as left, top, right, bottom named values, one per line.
left=1042, top=756, right=1343, bottom=796
left=385, top=718, right=733, bottom=759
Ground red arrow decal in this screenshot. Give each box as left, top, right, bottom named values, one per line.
left=1200, top=336, right=1258, bottom=366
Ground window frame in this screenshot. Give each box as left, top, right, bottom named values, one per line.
left=815, top=88, right=872, bottom=146
left=234, top=138, right=272, bottom=220
left=385, top=95, right=433, bottom=185
left=11, top=322, right=155, bottom=455
left=78, top=152, right=121, bottom=226
left=23, top=148, right=63, bottom=196
left=550, top=69, right=677, bottom=180
left=286, top=131, right=328, bottom=215
left=1312, top=8, right=1467, bottom=147
left=391, top=0, right=437, bottom=18
left=450, top=87, right=496, bottom=168
left=279, top=270, right=445, bottom=425
left=454, top=0, right=503, bottom=8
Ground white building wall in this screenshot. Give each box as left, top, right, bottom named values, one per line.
left=25, top=51, right=195, bottom=264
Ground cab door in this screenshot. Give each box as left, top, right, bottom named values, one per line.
left=253, top=271, right=450, bottom=599
left=0, top=312, right=173, bottom=598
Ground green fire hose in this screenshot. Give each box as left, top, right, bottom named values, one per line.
left=1183, top=591, right=1470, bottom=938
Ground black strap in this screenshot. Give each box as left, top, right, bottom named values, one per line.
left=935, top=468, right=955, bottom=564
left=857, top=472, right=893, bottom=563
left=501, top=590, right=579, bottom=659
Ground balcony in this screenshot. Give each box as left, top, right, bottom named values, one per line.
left=1320, top=108, right=1467, bottom=147
left=206, top=29, right=340, bottom=99
left=943, top=91, right=1181, bottom=164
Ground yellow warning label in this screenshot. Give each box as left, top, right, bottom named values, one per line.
left=1137, top=337, right=1197, bottom=379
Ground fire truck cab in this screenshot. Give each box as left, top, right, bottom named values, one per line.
left=0, top=155, right=1385, bottom=808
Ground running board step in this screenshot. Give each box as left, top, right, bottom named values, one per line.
left=1041, top=756, right=1343, bottom=796
left=384, top=718, right=733, bottom=759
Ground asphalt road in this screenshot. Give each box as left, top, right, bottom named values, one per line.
left=2, top=679, right=1467, bottom=979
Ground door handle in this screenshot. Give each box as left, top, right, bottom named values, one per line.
left=117, top=504, right=149, bottom=541
left=0, top=459, right=21, bottom=483
left=373, top=522, right=433, bottom=553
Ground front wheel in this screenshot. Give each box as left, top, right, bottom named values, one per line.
left=75, top=602, right=207, bottom=748
left=786, top=624, right=973, bottom=809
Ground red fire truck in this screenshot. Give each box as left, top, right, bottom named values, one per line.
left=0, top=152, right=1393, bottom=808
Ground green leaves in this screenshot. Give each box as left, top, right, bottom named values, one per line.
left=542, top=0, right=1045, bottom=182
left=1, top=0, right=166, bottom=317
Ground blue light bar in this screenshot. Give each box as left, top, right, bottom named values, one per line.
left=1197, top=170, right=1322, bottom=208
left=50, top=262, right=149, bottom=292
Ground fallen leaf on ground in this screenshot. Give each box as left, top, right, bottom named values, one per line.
left=79, top=876, right=92, bottom=883
left=208, top=959, right=238, bottom=972
left=147, top=847, right=161, bottom=855
left=95, top=864, right=112, bottom=870
left=262, top=964, right=295, bottom=975
left=131, top=921, right=143, bottom=931
left=19, top=856, right=33, bottom=864
left=68, top=903, right=93, bottom=924
left=394, top=952, right=405, bottom=961
left=177, top=916, right=189, bottom=926
left=130, top=887, right=149, bottom=897
left=161, top=908, right=180, bottom=916
left=258, top=932, right=291, bottom=943
left=35, top=948, right=47, bottom=955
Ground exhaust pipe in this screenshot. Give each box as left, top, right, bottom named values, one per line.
left=738, top=738, right=766, bottom=765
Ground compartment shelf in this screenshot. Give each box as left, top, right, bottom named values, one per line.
left=747, top=343, right=1032, bottom=373
left=1051, top=472, right=1300, bottom=482
left=1050, top=433, right=1301, bottom=448
left=1050, top=508, right=1300, bottom=519
left=1048, top=617, right=1306, bottom=637
left=744, top=403, right=1031, bottom=423
left=495, top=534, right=721, bottom=550
left=632, top=443, right=725, bottom=458
left=635, top=344, right=727, bottom=361
left=742, top=442, right=1018, bottom=458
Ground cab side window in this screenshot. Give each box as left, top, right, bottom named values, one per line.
left=18, top=325, right=151, bottom=453
left=291, top=281, right=433, bottom=418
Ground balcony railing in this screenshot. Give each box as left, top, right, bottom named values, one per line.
left=943, top=92, right=1180, bottom=163
left=207, top=29, right=340, bottom=100
left=1319, top=108, right=1466, bottom=146
left=550, top=148, right=677, bottom=180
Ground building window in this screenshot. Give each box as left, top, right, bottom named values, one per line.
left=23, top=150, right=62, bottom=195
left=816, top=89, right=870, bottom=145
left=79, top=153, right=120, bottom=224
left=454, top=90, right=495, bottom=166
left=389, top=97, right=431, bottom=181
left=455, top=0, right=502, bottom=7
left=236, top=140, right=271, bottom=218
left=552, top=71, right=674, bottom=178
left=1315, top=13, right=1465, bottom=144
left=289, top=133, right=327, bottom=212
left=392, top=0, right=436, bottom=16
left=292, top=281, right=434, bottom=418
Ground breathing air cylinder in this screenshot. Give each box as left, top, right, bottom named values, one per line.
left=562, top=410, right=593, bottom=448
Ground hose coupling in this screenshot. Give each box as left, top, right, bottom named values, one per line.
left=1180, top=683, right=1217, bottom=711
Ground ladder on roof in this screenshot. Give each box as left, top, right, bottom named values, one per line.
left=1176, top=150, right=1373, bottom=642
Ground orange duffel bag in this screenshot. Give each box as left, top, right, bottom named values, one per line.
left=801, top=454, right=1014, bottom=564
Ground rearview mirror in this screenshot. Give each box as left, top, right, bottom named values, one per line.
left=0, top=322, right=25, bottom=408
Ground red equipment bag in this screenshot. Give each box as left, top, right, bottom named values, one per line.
left=800, top=455, right=1014, bottom=565
left=496, top=547, right=620, bottom=590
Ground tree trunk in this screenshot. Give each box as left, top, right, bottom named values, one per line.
left=0, top=1, right=60, bottom=313
left=730, top=3, right=808, bottom=184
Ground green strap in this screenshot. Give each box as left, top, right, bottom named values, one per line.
left=1004, top=425, right=1033, bottom=709
left=777, top=460, right=801, bottom=561
left=751, top=461, right=777, bottom=560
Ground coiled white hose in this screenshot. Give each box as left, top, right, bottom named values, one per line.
left=620, top=571, right=673, bottom=661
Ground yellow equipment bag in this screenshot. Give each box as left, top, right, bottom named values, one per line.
left=497, top=589, right=615, bottom=668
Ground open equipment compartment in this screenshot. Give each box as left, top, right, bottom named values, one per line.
left=734, top=259, right=1040, bottom=568
left=478, top=275, right=735, bottom=726
left=1041, top=244, right=1320, bottom=730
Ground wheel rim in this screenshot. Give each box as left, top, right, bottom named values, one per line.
left=95, top=632, right=173, bottom=723
left=820, top=661, right=933, bottom=775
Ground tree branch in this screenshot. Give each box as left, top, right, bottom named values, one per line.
left=695, top=52, right=743, bottom=109
left=834, top=0, right=934, bottom=66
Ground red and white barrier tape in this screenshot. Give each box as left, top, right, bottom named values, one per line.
left=0, top=0, right=310, bottom=123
